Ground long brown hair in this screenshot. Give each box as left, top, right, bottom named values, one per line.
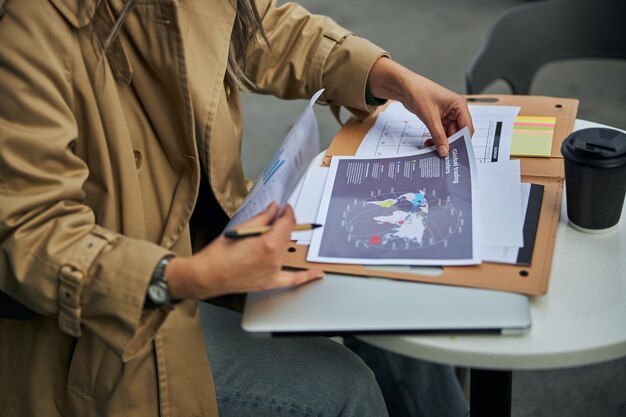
left=93, top=0, right=269, bottom=91
left=227, top=0, right=270, bottom=92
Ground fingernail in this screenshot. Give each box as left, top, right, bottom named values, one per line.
left=437, top=145, right=448, bottom=156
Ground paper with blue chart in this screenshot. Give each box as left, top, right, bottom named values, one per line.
left=308, top=127, right=481, bottom=266
left=227, top=89, right=323, bottom=228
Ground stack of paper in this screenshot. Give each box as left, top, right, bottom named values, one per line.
left=355, top=102, right=520, bottom=163
left=289, top=103, right=541, bottom=266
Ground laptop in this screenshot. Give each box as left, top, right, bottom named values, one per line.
left=242, top=272, right=531, bottom=336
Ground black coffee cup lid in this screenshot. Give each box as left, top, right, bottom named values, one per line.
left=561, top=128, right=626, bottom=168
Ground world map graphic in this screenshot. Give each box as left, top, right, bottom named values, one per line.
left=342, top=190, right=462, bottom=251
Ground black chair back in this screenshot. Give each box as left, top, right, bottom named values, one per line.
left=466, top=0, right=626, bottom=94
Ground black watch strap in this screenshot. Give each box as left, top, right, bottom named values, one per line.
left=144, top=254, right=179, bottom=309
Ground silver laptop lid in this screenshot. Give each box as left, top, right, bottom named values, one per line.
left=242, top=273, right=531, bottom=336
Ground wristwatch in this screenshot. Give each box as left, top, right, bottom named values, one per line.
left=144, top=255, right=179, bottom=309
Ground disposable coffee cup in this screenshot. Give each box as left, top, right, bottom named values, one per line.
left=561, top=127, right=626, bottom=233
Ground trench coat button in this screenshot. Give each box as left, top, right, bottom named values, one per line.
left=133, top=150, right=143, bottom=169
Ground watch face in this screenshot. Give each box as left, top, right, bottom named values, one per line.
left=148, top=283, right=169, bottom=305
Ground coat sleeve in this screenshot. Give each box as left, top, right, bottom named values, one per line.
left=0, top=0, right=171, bottom=361
left=245, top=0, right=389, bottom=119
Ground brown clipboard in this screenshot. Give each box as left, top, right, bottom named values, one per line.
left=283, top=95, right=578, bottom=296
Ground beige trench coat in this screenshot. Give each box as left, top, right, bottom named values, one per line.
left=0, top=0, right=385, bottom=416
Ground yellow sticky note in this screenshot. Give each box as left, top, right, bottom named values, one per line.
left=511, top=116, right=556, bottom=157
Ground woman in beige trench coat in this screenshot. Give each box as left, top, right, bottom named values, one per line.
left=0, top=0, right=473, bottom=416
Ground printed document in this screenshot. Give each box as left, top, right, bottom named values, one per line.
left=227, top=89, right=324, bottom=228
left=482, top=183, right=532, bottom=264
left=355, top=102, right=519, bottom=163
left=308, top=127, right=481, bottom=266
left=290, top=167, right=329, bottom=244
left=477, top=160, right=523, bottom=247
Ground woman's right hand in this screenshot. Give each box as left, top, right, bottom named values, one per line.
left=165, top=202, right=324, bottom=300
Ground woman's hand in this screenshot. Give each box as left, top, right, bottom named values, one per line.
left=367, top=57, right=474, bottom=157
left=166, top=202, right=323, bottom=300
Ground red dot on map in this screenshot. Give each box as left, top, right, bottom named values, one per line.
left=368, top=236, right=382, bottom=245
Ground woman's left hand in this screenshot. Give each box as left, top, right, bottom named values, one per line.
left=367, top=57, right=474, bottom=157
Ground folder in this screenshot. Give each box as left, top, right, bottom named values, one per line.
left=283, top=95, right=578, bottom=296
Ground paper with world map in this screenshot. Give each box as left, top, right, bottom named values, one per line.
left=307, top=127, right=481, bottom=266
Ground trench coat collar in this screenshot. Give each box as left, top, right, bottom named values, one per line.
left=49, top=0, right=189, bottom=28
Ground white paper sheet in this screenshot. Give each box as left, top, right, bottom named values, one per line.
left=470, top=105, right=519, bottom=163
left=477, top=160, right=523, bottom=247
left=355, top=102, right=520, bottom=163
left=307, top=128, right=481, bottom=266
left=290, top=167, right=329, bottom=243
left=226, top=89, right=324, bottom=228
left=482, top=183, right=532, bottom=264
left=286, top=174, right=306, bottom=209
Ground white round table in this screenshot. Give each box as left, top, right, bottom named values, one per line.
left=357, top=120, right=626, bottom=416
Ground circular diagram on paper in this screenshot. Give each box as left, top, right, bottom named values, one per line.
left=343, top=191, right=461, bottom=251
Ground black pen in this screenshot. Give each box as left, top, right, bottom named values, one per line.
left=224, top=223, right=322, bottom=239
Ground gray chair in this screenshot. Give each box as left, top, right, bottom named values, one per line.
left=466, top=0, right=626, bottom=94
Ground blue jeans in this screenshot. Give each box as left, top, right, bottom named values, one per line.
left=200, top=302, right=468, bottom=417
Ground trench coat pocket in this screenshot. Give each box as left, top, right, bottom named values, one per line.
left=66, top=333, right=109, bottom=405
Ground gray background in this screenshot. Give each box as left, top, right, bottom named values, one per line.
left=240, top=1, right=626, bottom=416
